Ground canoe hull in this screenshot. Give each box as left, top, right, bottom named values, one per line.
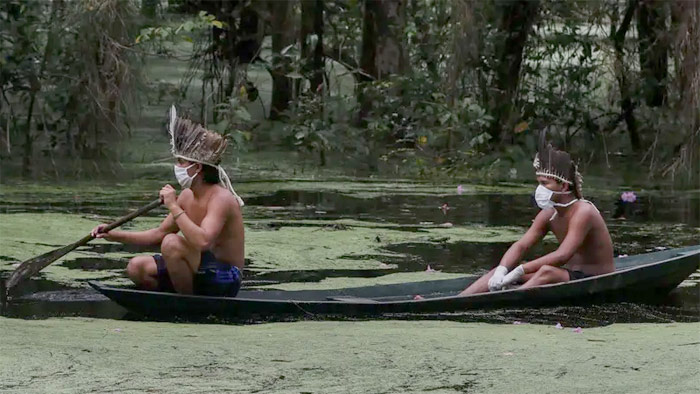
left=89, top=246, right=700, bottom=319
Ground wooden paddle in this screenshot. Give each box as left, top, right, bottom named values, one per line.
left=4, top=198, right=163, bottom=293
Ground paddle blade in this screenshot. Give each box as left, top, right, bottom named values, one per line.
left=4, top=240, right=85, bottom=291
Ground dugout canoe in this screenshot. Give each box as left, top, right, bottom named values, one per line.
left=89, top=245, right=700, bottom=319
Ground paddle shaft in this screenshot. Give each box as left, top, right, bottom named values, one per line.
left=101, top=199, right=163, bottom=233
left=58, top=198, right=164, bottom=246
left=4, top=199, right=163, bottom=291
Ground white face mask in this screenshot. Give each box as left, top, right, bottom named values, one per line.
left=174, top=163, right=199, bottom=189
left=534, top=184, right=576, bottom=210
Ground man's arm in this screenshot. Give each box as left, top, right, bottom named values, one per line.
left=498, top=209, right=552, bottom=270
left=459, top=209, right=552, bottom=295
left=170, top=195, right=232, bottom=251
left=96, top=213, right=179, bottom=246
left=521, top=209, right=592, bottom=274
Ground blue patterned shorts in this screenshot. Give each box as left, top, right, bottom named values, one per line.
left=154, top=251, right=242, bottom=297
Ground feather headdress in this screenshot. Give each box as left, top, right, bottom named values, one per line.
left=168, top=105, right=244, bottom=206
left=533, top=130, right=583, bottom=198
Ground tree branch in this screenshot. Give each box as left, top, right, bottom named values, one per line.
left=613, top=0, right=638, bottom=45
left=322, top=46, right=374, bottom=81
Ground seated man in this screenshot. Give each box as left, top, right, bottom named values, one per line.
left=91, top=106, right=245, bottom=296
left=459, top=133, right=614, bottom=295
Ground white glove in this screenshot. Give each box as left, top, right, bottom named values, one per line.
left=500, top=264, right=525, bottom=289
left=488, top=266, right=509, bottom=292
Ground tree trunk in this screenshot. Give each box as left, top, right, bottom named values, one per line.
left=637, top=0, right=668, bottom=107
left=357, top=0, right=378, bottom=123
left=373, top=0, right=407, bottom=79
left=670, top=1, right=699, bottom=181
left=357, top=0, right=407, bottom=123
left=489, top=0, right=540, bottom=143
left=22, top=91, right=36, bottom=178
left=236, top=6, right=264, bottom=64
left=186, top=1, right=264, bottom=101
left=612, top=0, right=641, bottom=151
left=270, top=0, right=295, bottom=120
left=300, top=0, right=324, bottom=94
left=187, top=1, right=262, bottom=65
left=141, top=0, right=157, bottom=18
left=217, top=0, right=239, bottom=101
left=672, top=2, right=699, bottom=119
left=22, top=0, right=61, bottom=177
left=447, top=0, right=478, bottom=107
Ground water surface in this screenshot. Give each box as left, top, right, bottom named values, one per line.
left=1, top=183, right=698, bottom=327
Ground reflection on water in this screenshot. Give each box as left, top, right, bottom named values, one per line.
left=1, top=187, right=698, bottom=326
left=245, top=190, right=700, bottom=227
left=6, top=188, right=697, bottom=226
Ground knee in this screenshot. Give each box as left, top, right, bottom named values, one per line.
left=126, top=257, right=145, bottom=278
left=535, top=265, right=559, bottom=280
left=161, top=234, right=184, bottom=257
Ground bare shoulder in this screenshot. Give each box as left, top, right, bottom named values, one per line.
left=527, top=209, right=554, bottom=234
left=572, top=200, right=599, bottom=219
left=177, top=188, right=194, bottom=203
left=534, top=208, right=555, bottom=224
left=212, top=186, right=241, bottom=214
left=569, top=201, right=601, bottom=230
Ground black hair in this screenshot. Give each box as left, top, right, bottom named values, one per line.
left=201, top=164, right=220, bottom=184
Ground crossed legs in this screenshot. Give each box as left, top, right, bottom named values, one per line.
left=126, top=234, right=201, bottom=294
left=459, top=265, right=569, bottom=296
left=518, top=265, right=569, bottom=289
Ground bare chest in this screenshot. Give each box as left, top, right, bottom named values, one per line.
left=549, top=217, right=572, bottom=243
left=181, top=199, right=209, bottom=225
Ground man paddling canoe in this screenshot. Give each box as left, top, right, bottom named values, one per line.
left=91, top=107, right=245, bottom=296
left=459, top=133, right=614, bottom=295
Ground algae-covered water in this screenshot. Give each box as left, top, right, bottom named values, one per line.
left=1, top=317, right=699, bottom=393
left=1, top=178, right=699, bottom=326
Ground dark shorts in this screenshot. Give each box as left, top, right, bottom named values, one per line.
left=565, top=268, right=593, bottom=281
left=153, top=251, right=242, bottom=297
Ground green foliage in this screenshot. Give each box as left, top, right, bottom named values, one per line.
left=324, top=0, right=363, bottom=63
left=135, top=11, right=223, bottom=46
left=287, top=70, right=494, bottom=172
left=210, top=93, right=253, bottom=149
left=361, top=74, right=494, bottom=158
left=285, top=92, right=358, bottom=166
left=0, top=0, right=142, bottom=174
left=2, top=0, right=696, bottom=183
left=287, top=92, right=330, bottom=164
left=405, top=0, right=453, bottom=80
left=520, top=3, right=612, bottom=145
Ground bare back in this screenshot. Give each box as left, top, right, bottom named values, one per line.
left=177, top=185, right=245, bottom=270
left=547, top=200, right=614, bottom=275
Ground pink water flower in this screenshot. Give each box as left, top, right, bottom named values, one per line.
left=620, top=191, right=637, bottom=203
left=572, top=327, right=583, bottom=334
left=555, top=323, right=563, bottom=329
left=457, top=185, right=464, bottom=195
left=413, top=295, right=425, bottom=300
left=439, top=203, right=450, bottom=215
